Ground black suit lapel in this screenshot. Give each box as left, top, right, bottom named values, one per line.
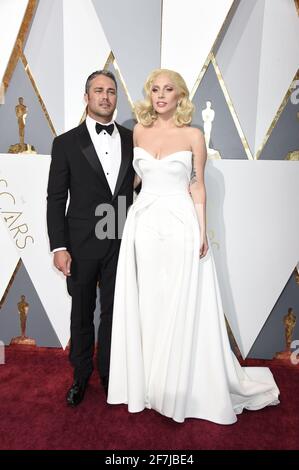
left=112, top=123, right=132, bottom=201
left=77, top=121, right=112, bottom=196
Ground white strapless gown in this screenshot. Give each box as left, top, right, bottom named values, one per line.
left=107, top=148, right=279, bottom=424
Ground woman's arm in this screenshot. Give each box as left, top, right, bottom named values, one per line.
left=189, top=128, right=209, bottom=258
left=133, top=123, right=142, bottom=189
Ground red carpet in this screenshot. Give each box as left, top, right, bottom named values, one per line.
left=0, top=346, right=298, bottom=450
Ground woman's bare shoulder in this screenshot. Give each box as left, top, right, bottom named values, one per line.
left=134, top=122, right=150, bottom=136
left=186, top=126, right=204, bottom=140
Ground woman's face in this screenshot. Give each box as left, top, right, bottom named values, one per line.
left=150, top=74, right=180, bottom=117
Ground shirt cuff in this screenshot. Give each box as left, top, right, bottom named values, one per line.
left=52, top=247, right=67, bottom=253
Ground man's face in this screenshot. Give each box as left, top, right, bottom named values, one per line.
left=84, top=74, right=117, bottom=123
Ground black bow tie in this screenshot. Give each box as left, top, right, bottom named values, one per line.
left=95, top=122, right=114, bottom=136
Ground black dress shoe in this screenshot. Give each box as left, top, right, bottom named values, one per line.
left=100, top=376, right=109, bottom=397
left=66, top=380, right=87, bottom=407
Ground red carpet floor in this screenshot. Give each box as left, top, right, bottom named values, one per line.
left=0, top=346, right=298, bottom=450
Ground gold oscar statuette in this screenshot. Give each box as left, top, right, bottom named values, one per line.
left=8, top=97, right=37, bottom=154
left=275, top=307, right=297, bottom=361
left=10, top=294, right=36, bottom=346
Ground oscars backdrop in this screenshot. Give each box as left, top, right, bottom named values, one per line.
left=0, top=0, right=299, bottom=359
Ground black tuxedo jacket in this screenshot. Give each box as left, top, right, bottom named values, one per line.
left=47, top=120, right=134, bottom=259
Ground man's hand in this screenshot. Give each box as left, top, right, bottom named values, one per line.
left=53, top=250, right=72, bottom=276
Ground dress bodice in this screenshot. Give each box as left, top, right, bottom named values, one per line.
left=133, top=147, right=192, bottom=196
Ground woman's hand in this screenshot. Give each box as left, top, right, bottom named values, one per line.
left=200, top=234, right=209, bottom=258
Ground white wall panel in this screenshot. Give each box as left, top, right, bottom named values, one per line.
left=161, top=0, right=234, bottom=91
left=216, top=0, right=299, bottom=157
left=25, top=0, right=110, bottom=134
left=24, top=0, right=65, bottom=133
left=255, top=0, right=299, bottom=156
left=0, top=217, right=19, bottom=306
left=63, top=0, right=110, bottom=131
left=0, top=154, right=71, bottom=348
left=206, top=160, right=299, bottom=356
left=0, top=0, right=28, bottom=84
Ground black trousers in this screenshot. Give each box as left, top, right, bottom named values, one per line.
left=67, top=241, right=120, bottom=382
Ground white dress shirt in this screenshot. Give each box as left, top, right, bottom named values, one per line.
left=86, top=115, right=121, bottom=195
left=53, top=115, right=122, bottom=253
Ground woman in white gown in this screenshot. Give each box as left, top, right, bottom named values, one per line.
left=107, top=69, right=279, bottom=424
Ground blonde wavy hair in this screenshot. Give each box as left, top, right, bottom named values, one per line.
left=134, top=69, right=194, bottom=127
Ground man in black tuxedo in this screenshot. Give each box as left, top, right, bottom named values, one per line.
left=47, top=70, right=135, bottom=406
